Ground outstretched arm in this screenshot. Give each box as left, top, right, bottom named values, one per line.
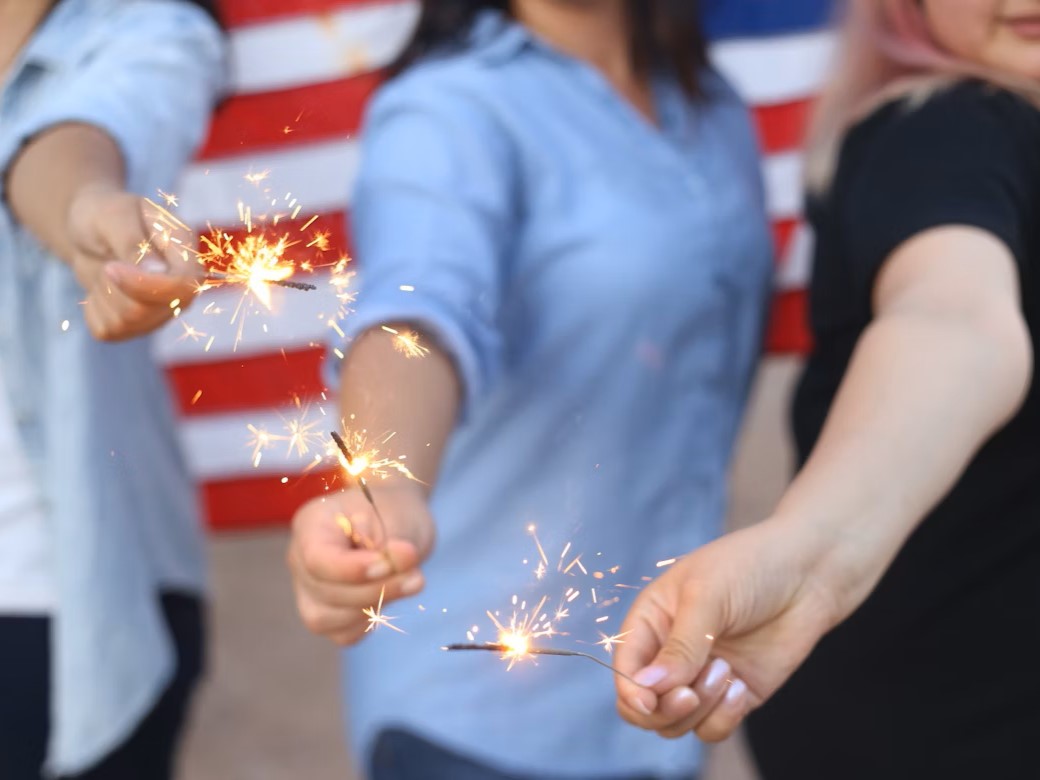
left=614, top=226, right=1032, bottom=741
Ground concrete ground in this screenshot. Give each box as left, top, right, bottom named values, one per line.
left=180, top=357, right=801, bottom=780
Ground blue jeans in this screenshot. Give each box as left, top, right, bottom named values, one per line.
left=370, top=728, right=691, bottom=780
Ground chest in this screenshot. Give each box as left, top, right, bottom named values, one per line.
left=498, top=80, right=770, bottom=332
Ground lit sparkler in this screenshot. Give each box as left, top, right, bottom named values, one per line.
left=329, top=430, right=398, bottom=571
left=443, top=643, right=646, bottom=686
left=363, top=585, right=404, bottom=634
left=205, top=269, right=317, bottom=292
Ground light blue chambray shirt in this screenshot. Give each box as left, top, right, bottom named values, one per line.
left=331, top=12, right=773, bottom=780
left=0, top=1, right=223, bottom=773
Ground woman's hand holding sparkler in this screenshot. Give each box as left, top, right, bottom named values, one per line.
left=289, top=324, right=459, bottom=644
left=616, top=229, right=1034, bottom=743
left=613, top=521, right=841, bottom=743
left=7, top=123, right=203, bottom=340
left=288, top=482, right=436, bottom=645
left=66, top=187, right=203, bottom=341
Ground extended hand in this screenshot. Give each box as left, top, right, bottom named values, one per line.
left=67, top=187, right=203, bottom=340
left=614, top=521, right=843, bottom=742
left=287, top=481, right=436, bottom=646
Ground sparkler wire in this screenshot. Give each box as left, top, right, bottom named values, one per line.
left=443, top=643, right=647, bottom=687
left=206, top=271, right=317, bottom=291
left=329, top=430, right=397, bottom=573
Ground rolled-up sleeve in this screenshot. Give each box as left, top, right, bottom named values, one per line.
left=3, top=1, right=225, bottom=195
left=329, top=77, right=518, bottom=418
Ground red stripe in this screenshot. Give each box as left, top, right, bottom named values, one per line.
left=204, top=468, right=344, bottom=530
left=168, top=348, right=327, bottom=415
left=765, top=289, right=811, bottom=354
left=216, top=0, right=405, bottom=30
left=753, top=99, right=813, bottom=155
left=773, top=217, right=799, bottom=260
left=198, top=74, right=382, bottom=160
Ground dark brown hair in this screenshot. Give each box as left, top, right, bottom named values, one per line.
left=389, top=0, right=708, bottom=97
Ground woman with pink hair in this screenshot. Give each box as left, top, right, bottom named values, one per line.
left=613, top=2, right=1040, bottom=777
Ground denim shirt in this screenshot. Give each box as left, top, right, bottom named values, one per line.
left=331, top=12, right=773, bottom=779
left=0, top=1, right=223, bottom=773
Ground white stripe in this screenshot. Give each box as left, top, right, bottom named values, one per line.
left=227, top=2, right=831, bottom=106
left=776, top=221, right=814, bottom=291
left=763, top=150, right=803, bottom=221
left=178, top=140, right=801, bottom=230
left=228, top=1, right=420, bottom=94
left=179, top=404, right=336, bottom=480
left=711, top=30, right=836, bottom=106
left=175, top=139, right=358, bottom=226
left=154, top=271, right=348, bottom=364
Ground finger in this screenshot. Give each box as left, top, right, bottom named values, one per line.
left=617, top=693, right=656, bottom=729
left=294, top=497, right=425, bottom=586
left=694, top=678, right=750, bottom=743
left=615, top=593, right=672, bottom=718
left=654, top=659, right=733, bottom=739
left=85, top=284, right=145, bottom=341
left=682, top=657, right=733, bottom=732
left=634, top=581, right=721, bottom=695
left=327, top=625, right=369, bottom=647
left=104, top=262, right=199, bottom=306
left=295, top=596, right=367, bottom=638
left=615, top=683, right=700, bottom=734
left=90, top=194, right=150, bottom=264
left=139, top=197, right=200, bottom=275
left=292, top=562, right=425, bottom=610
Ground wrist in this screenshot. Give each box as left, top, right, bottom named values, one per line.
left=766, top=504, right=901, bottom=627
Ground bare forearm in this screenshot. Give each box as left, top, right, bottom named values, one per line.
left=774, top=305, right=1031, bottom=618
left=338, top=325, right=461, bottom=491
left=6, top=123, right=125, bottom=262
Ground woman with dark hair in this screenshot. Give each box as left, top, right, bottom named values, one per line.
left=0, top=1, right=223, bottom=778
left=288, top=1, right=771, bottom=778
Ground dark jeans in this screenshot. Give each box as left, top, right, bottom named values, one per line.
left=371, top=728, right=691, bottom=780
left=0, top=593, right=204, bottom=780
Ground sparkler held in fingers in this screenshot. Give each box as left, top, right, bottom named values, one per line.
left=204, top=270, right=317, bottom=291
left=442, top=643, right=647, bottom=687
left=329, top=430, right=397, bottom=573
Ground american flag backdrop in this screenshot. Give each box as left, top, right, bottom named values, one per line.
left=157, top=0, right=837, bottom=531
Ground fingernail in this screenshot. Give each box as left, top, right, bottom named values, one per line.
left=365, top=561, right=391, bottom=580
left=704, top=658, right=730, bottom=690
left=630, top=697, right=652, bottom=716
left=633, top=666, right=668, bottom=688
left=104, top=263, right=125, bottom=282
left=725, top=678, right=747, bottom=705
left=674, top=687, right=698, bottom=708
left=400, top=572, right=423, bottom=595
left=139, top=256, right=167, bottom=274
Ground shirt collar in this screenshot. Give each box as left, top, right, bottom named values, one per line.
left=469, top=10, right=535, bottom=65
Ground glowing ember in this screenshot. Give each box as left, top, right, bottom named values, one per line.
left=498, top=630, right=531, bottom=659
left=595, top=630, right=631, bottom=655
left=363, top=586, right=404, bottom=634
left=381, top=325, right=431, bottom=359
left=330, top=428, right=419, bottom=484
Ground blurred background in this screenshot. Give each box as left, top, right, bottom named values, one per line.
left=165, top=1, right=835, bottom=777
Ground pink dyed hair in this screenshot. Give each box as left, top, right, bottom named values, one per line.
left=806, top=0, right=1040, bottom=189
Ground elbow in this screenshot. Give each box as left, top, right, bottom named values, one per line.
left=975, top=303, right=1033, bottom=423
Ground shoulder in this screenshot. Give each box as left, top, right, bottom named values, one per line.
left=366, top=53, right=511, bottom=135
left=846, top=79, right=1040, bottom=171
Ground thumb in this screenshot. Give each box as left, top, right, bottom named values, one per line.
left=634, top=583, right=721, bottom=695
left=105, top=261, right=199, bottom=306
